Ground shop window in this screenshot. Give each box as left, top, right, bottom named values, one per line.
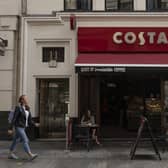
left=64, top=0, right=92, bottom=11
left=106, top=0, right=133, bottom=11
left=42, top=47, right=64, bottom=63
left=147, top=0, right=168, bottom=11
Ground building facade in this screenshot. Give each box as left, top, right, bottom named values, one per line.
left=1, top=0, right=168, bottom=139
left=0, top=0, right=21, bottom=139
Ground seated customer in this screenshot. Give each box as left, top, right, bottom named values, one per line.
left=81, top=110, right=101, bottom=145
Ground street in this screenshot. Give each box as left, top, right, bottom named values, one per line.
left=0, top=140, right=168, bottom=168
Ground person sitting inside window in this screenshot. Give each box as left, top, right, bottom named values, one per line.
left=81, top=109, right=101, bottom=145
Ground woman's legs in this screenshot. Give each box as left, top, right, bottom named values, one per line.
left=9, top=127, right=37, bottom=159
left=16, top=127, right=38, bottom=159
left=15, top=127, right=32, bottom=154
left=9, top=129, right=20, bottom=152
left=9, top=128, right=22, bottom=159
left=92, top=129, right=100, bottom=145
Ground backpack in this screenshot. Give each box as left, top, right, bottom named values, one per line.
left=8, top=109, right=15, bottom=124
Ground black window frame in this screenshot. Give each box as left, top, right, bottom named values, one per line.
left=42, top=47, right=65, bottom=63
left=147, top=0, right=168, bottom=11
left=64, top=0, right=93, bottom=11
left=105, top=0, right=134, bottom=12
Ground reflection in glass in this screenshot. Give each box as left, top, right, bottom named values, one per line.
left=65, top=0, right=92, bottom=10
left=106, top=0, right=133, bottom=11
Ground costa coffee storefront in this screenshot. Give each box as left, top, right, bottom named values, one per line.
left=75, top=27, right=168, bottom=138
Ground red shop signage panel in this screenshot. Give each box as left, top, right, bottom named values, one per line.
left=78, top=27, right=168, bottom=53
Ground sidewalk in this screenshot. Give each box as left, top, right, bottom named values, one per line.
left=0, top=140, right=168, bottom=168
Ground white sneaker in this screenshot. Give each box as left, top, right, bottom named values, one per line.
left=8, top=153, right=19, bottom=160
left=29, top=153, right=38, bottom=161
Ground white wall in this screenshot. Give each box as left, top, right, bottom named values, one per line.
left=0, top=17, right=18, bottom=111
left=0, top=51, right=13, bottom=69
left=27, top=0, right=64, bottom=15
left=0, top=17, right=18, bottom=30
left=93, top=0, right=105, bottom=11
left=0, top=92, right=12, bottom=111
left=0, top=71, right=13, bottom=90
left=135, top=0, right=146, bottom=11
left=0, top=0, right=21, bottom=15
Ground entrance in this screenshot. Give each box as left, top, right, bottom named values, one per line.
left=39, top=78, right=69, bottom=138
left=100, top=75, right=128, bottom=138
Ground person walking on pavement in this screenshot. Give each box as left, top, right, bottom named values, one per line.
left=8, top=94, right=39, bottom=160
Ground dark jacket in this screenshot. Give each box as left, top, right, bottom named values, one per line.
left=12, top=105, right=35, bottom=128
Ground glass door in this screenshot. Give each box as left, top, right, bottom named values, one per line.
left=39, top=78, right=69, bottom=138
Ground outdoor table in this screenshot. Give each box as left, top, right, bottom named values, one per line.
left=77, top=124, right=99, bottom=151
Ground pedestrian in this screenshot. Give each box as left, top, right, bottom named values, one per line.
left=8, top=94, right=39, bottom=160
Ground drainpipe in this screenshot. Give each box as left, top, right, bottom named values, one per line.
left=22, top=0, right=27, bottom=16
left=12, top=15, right=21, bottom=107
left=13, top=0, right=27, bottom=106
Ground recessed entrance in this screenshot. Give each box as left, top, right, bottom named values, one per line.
left=38, top=78, right=69, bottom=138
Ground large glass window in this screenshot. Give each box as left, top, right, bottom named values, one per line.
left=147, top=0, right=168, bottom=11
left=65, top=0, right=92, bottom=11
left=106, top=0, right=133, bottom=11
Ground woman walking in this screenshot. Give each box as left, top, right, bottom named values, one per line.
left=8, top=95, right=38, bottom=160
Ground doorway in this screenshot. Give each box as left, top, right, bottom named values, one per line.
left=39, top=78, right=69, bottom=138
left=100, top=75, right=128, bottom=138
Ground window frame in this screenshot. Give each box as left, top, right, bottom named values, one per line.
left=105, top=0, right=134, bottom=12
left=42, top=47, right=65, bottom=63
left=147, top=0, right=168, bottom=11
left=64, top=0, right=93, bottom=11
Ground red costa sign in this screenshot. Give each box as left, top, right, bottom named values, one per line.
left=78, top=27, right=168, bottom=53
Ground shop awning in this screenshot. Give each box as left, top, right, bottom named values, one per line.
left=75, top=53, right=168, bottom=67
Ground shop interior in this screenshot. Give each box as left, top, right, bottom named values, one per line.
left=78, top=73, right=163, bottom=139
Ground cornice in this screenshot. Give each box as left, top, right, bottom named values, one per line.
left=22, top=11, right=168, bottom=24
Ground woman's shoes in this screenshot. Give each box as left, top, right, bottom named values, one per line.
left=29, top=153, right=38, bottom=161
left=8, top=152, right=19, bottom=160
left=8, top=152, right=38, bottom=161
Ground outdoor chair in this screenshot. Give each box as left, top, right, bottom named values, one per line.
left=70, top=118, right=93, bottom=151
